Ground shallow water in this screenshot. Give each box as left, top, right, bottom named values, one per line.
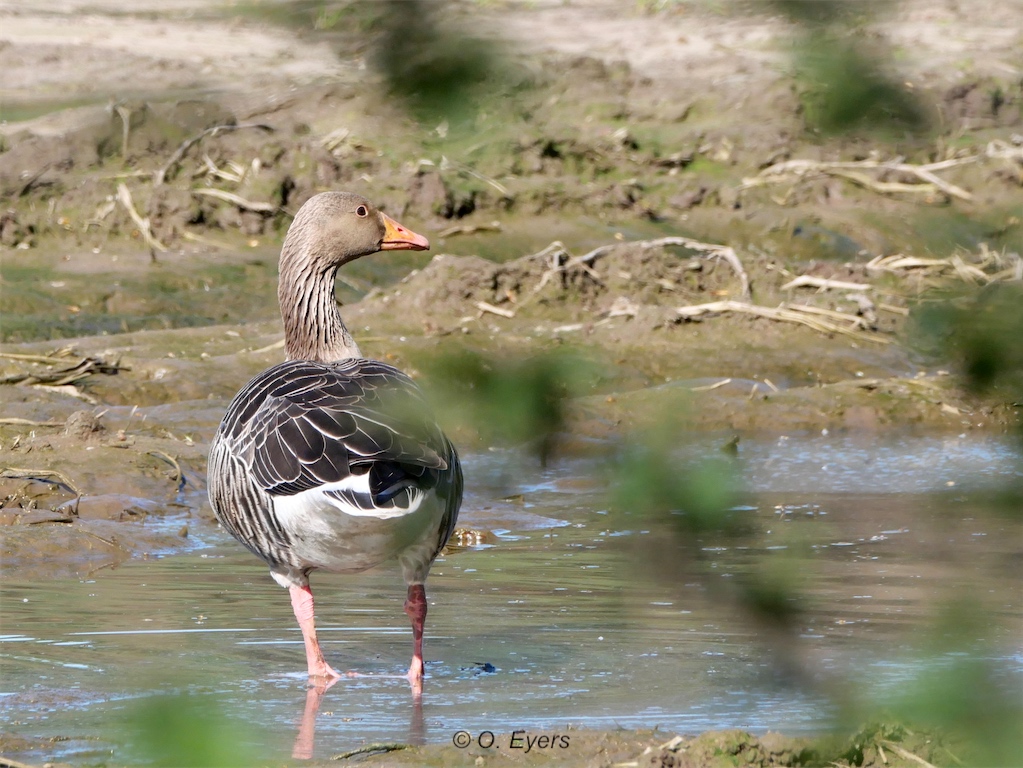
left=1, top=435, right=1021, bottom=764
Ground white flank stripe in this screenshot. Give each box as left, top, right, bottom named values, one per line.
left=273, top=476, right=424, bottom=522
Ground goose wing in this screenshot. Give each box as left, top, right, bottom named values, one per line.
left=221, top=358, right=451, bottom=502
left=210, top=357, right=461, bottom=572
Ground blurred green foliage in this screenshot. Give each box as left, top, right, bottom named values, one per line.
left=229, top=0, right=504, bottom=126
left=865, top=655, right=1023, bottom=766
left=913, top=280, right=1023, bottom=522
left=611, top=422, right=740, bottom=537
left=609, top=421, right=807, bottom=641
left=915, top=283, right=1023, bottom=400
left=231, top=0, right=377, bottom=34
left=126, top=693, right=260, bottom=767
left=420, top=346, right=597, bottom=465
left=793, top=35, right=929, bottom=136
left=758, top=0, right=929, bottom=135
left=373, top=0, right=504, bottom=125
left=769, top=0, right=883, bottom=26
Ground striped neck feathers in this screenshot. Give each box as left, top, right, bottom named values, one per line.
left=278, top=241, right=361, bottom=363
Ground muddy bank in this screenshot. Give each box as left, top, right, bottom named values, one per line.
left=307, top=725, right=967, bottom=768
left=2, top=231, right=1019, bottom=578
left=0, top=275, right=1015, bottom=582
left=2, top=1, right=1022, bottom=294
left=0, top=400, right=214, bottom=579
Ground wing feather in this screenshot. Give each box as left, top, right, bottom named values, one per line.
left=218, top=359, right=449, bottom=498
left=210, top=357, right=463, bottom=571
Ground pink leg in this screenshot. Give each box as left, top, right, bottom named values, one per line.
left=289, top=584, right=341, bottom=681
left=404, top=584, right=427, bottom=696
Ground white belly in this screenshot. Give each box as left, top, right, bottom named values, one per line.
left=271, top=482, right=446, bottom=577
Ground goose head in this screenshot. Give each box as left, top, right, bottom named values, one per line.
left=283, top=191, right=430, bottom=271
left=277, top=191, right=430, bottom=362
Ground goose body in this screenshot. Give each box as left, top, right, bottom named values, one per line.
left=208, top=192, right=461, bottom=691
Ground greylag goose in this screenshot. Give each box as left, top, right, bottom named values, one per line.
left=208, top=192, right=462, bottom=694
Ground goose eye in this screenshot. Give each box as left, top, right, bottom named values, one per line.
left=355, top=205, right=368, bottom=217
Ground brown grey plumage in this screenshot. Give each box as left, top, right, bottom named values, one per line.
left=208, top=191, right=461, bottom=692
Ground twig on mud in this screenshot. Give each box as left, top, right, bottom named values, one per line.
left=86, top=199, right=118, bottom=230
left=320, top=127, right=351, bottom=152
left=866, top=247, right=1020, bottom=285
left=117, top=183, right=167, bottom=259
left=476, top=300, right=516, bottom=318
left=879, top=303, right=910, bottom=316
left=742, top=156, right=974, bottom=201
left=871, top=253, right=990, bottom=284
left=0, top=348, right=76, bottom=365
left=438, top=220, right=502, bottom=238
left=564, top=254, right=604, bottom=282
left=181, top=230, right=236, bottom=250
left=147, top=449, right=186, bottom=493
left=331, top=742, right=409, bottom=761
left=784, top=302, right=872, bottom=327
left=606, top=296, right=640, bottom=318
left=937, top=744, right=965, bottom=767
left=17, top=163, right=52, bottom=197
left=868, top=255, right=955, bottom=272
left=440, top=156, right=511, bottom=197
left=1, top=467, right=82, bottom=504
left=114, top=104, right=132, bottom=158
left=0, top=418, right=63, bottom=427
left=658, top=735, right=686, bottom=751
left=622, top=735, right=684, bottom=767
left=781, top=275, right=873, bottom=292
left=831, top=169, right=946, bottom=197
left=551, top=322, right=587, bottom=333
left=154, top=123, right=275, bottom=186
left=522, top=237, right=751, bottom=306
left=191, top=188, right=277, bottom=214
left=578, top=237, right=751, bottom=299
left=35, top=384, right=100, bottom=404
left=79, top=528, right=128, bottom=551
left=675, top=300, right=892, bottom=344
left=949, top=253, right=989, bottom=284
left=526, top=241, right=569, bottom=263
left=690, top=378, right=733, bottom=391
left=246, top=339, right=286, bottom=355
left=985, top=138, right=1023, bottom=162
left=880, top=741, right=939, bottom=768
left=521, top=241, right=571, bottom=301
left=99, top=170, right=154, bottom=181
left=198, top=154, right=248, bottom=184
left=0, top=356, right=126, bottom=386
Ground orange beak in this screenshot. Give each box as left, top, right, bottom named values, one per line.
left=380, top=213, right=430, bottom=251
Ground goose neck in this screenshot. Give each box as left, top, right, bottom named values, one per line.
left=278, top=256, right=361, bottom=363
